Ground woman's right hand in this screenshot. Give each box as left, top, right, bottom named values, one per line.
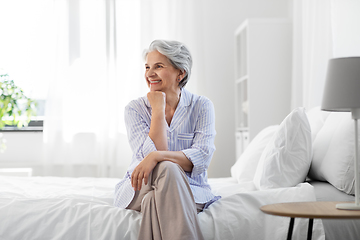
left=147, top=91, right=166, bottom=112
left=131, top=152, right=159, bottom=191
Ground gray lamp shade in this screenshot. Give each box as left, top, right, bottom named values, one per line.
left=322, top=57, right=360, bottom=112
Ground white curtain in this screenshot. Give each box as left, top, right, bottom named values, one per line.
left=43, top=0, right=201, bottom=178
left=291, top=0, right=333, bottom=110
left=291, top=0, right=360, bottom=110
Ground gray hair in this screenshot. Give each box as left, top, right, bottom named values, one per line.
left=143, top=40, right=192, bottom=88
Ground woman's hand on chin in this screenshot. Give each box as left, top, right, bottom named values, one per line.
left=147, top=91, right=166, bottom=112
left=131, top=152, right=159, bottom=191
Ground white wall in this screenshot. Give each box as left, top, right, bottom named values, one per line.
left=0, top=0, right=291, bottom=178
left=195, top=0, right=290, bottom=177
left=331, top=0, right=360, bottom=57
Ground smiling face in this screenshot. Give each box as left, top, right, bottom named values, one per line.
left=145, top=50, right=183, bottom=93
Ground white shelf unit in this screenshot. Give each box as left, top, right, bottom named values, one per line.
left=234, top=18, right=291, bottom=159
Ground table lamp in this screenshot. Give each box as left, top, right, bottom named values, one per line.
left=322, top=57, right=360, bottom=210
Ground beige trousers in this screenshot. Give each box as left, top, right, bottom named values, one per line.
left=126, top=161, right=205, bottom=240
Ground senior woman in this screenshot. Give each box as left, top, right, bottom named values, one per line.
left=114, top=40, right=219, bottom=240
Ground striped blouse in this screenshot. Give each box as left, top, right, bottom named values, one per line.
left=114, top=88, right=220, bottom=209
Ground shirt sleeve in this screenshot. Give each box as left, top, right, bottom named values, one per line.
left=125, top=102, right=157, bottom=164
left=182, top=98, right=216, bottom=178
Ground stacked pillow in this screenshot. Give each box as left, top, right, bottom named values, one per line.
left=308, top=110, right=356, bottom=195
left=253, top=107, right=312, bottom=190
left=231, top=107, right=312, bottom=190
left=231, top=125, right=279, bottom=183
left=231, top=106, right=358, bottom=195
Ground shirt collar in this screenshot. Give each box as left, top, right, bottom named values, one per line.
left=178, top=88, right=191, bottom=107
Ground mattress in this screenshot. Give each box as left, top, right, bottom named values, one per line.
left=0, top=176, right=325, bottom=240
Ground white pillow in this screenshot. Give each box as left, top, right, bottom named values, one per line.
left=308, top=112, right=356, bottom=194
left=253, top=107, right=312, bottom=190
left=231, top=125, right=279, bottom=183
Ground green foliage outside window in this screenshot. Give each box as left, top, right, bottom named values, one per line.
left=0, top=73, right=37, bottom=152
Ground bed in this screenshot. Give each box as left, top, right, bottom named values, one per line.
left=0, top=176, right=324, bottom=240
left=3, top=106, right=357, bottom=240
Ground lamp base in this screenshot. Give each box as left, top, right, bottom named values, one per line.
left=336, top=203, right=360, bottom=210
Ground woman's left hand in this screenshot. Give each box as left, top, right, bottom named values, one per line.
left=131, top=152, right=159, bottom=191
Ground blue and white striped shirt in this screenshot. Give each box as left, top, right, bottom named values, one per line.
left=114, top=88, right=220, bottom=209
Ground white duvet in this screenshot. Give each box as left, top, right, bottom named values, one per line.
left=0, top=176, right=324, bottom=240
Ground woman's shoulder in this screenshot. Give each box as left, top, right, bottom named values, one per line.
left=182, top=88, right=213, bottom=107
left=126, top=95, right=149, bottom=109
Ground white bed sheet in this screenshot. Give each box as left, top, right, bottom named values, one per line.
left=0, top=176, right=324, bottom=240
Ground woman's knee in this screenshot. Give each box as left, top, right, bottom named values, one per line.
left=152, top=161, right=185, bottom=181
left=156, top=161, right=181, bottom=173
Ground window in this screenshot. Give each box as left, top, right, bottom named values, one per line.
left=0, top=0, right=56, bottom=123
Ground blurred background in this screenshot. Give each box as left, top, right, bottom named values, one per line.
left=0, top=0, right=359, bottom=178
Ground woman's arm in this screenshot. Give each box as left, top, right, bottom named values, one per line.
left=131, top=91, right=194, bottom=191
left=124, top=92, right=168, bottom=166
left=147, top=91, right=168, bottom=151
left=156, top=151, right=193, bottom=172
left=181, top=98, right=216, bottom=178
left=131, top=151, right=193, bottom=191
left=129, top=93, right=215, bottom=191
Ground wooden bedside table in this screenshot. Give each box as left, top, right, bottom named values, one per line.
left=260, top=201, right=360, bottom=240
